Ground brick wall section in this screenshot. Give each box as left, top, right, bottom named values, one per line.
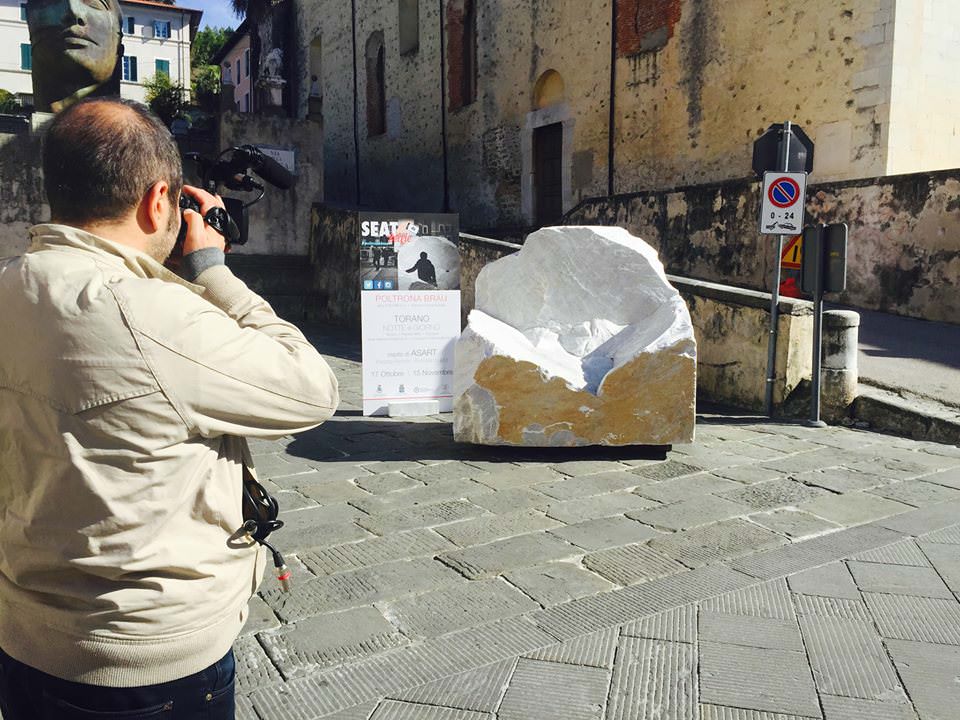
left=617, top=0, right=682, bottom=56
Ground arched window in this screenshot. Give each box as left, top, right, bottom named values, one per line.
left=365, top=32, right=386, bottom=136
left=447, top=0, right=477, bottom=110
left=533, top=69, right=565, bottom=110
left=399, top=0, right=419, bottom=55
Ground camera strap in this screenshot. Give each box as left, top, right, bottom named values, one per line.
left=239, top=465, right=292, bottom=592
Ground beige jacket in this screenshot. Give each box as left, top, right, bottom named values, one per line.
left=0, top=225, right=339, bottom=686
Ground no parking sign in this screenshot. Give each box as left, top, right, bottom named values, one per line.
left=759, top=171, right=807, bottom=236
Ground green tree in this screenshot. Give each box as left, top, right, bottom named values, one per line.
left=192, top=26, right=234, bottom=68
left=144, top=73, right=185, bottom=125
left=192, top=64, right=221, bottom=112
left=0, top=89, right=20, bottom=114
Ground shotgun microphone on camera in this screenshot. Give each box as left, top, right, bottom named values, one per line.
left=232, top=145, right=295, bottom=190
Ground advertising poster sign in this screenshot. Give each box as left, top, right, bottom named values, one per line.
left=359, top=213, right=460, bottom=416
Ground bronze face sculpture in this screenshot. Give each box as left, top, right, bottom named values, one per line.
left=27, top=0, right=123, bottom=113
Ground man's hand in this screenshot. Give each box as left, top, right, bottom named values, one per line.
left=181, top=185, right=230, bottom=256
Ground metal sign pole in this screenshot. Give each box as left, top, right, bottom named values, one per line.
left=808, top=227, right=827, bottom=427
left=764, top=120, right=792, bottom=417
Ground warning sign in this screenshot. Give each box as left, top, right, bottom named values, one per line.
left=759, top=171, right=807, bottom=236
left=781, top=234, right=803, bottom=269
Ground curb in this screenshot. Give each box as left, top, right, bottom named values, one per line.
left=852, top=385, right=960, bottom=446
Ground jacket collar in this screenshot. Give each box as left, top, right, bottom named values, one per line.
left=28, top=224, right=204, bottom=296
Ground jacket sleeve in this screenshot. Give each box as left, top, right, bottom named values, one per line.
left=123, top=265, right=339, bottom=439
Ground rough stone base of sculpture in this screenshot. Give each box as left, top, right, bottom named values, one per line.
left=453, top=226, right=696, bottom=447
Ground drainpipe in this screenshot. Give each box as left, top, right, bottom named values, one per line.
left=439, top=0, right=450, bottom=212
left=607, top=0, right=617, bottom=197
left=351, top=0, right=361, bottom=205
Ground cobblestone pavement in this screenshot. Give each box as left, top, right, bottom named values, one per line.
left=237, top=332, right=960, bottom=719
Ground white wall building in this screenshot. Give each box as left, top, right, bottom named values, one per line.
left=0, top=0, right=201, bottom=107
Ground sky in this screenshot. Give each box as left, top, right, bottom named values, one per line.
left=186, top=0, right=242, bottom=30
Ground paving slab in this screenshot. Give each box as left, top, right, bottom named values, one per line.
left=549, top=516, right=662, bottom=551
left=369, top=701, right=493, bottom=720
left=505, top=562, right=615, bottom=606
left=798, top=492, right=912, bottom=527
left=273, top=489, right=318, bottom=512
left=730, top=524, right=903, bottom=580
left=920, top=467, right=960, bottom=490
left=582, top=543, right=686, bottom=586
left=701, top=578, right=794, bottom=620
left=792, top=594, right=873, bottom=622
left=549, top=460, right=631, bottom=477
left=606, top=637, right=697, bottom=720
left=698, top=642, right=821, bottom=717
left=468, top=487, right=552, bottom=514
left=794, top=467, right=893, bottom=493
left=842, top=458, right=934, bottom=481
left=537, top=471, right=646, bottom=500
left=847, top=561, right=953, bottom=599
left=699, top=611, right=804, bottom=651
left=851, top=539, right=931, bottom=566
left=355, top=472, right=423, bottom=495
left=712, top=464, right=786, bottom=485
left=544, top=492, right=658, bottom=523
left=787, top=562, right=861, bottom=600
left=720, top=478, right=830, bottom=511
left=798, top=614, right=904, bottom=701
left=298, top=529, right=456, bottom=576
left=383, top=579, right=540, bottom=639
left=886, top=640, right=960, bottom=720
left=357, top=499, right=487, bottom=535
left=294, top=479, right=371, bottom=505
left=918, top=523, right=960, bottom=545
left=273, top=508, right=371, bottom=553
left=749, top=508, right=841, bottom=539
left=819, top=695, right=916, bottom=720
left=402, top=461, right=490, bottom=484
left=260, top=557, right=463, bottom=622
left=620, top=604, right=697, bottom=643
left=439, top=532, right=579, bottom=579
left=474, top=466, right=564, bottom=490
left=633, top=473, right=741, bottom=503
left=235, top=634, right=283, bottom=694
left=259, top=606, right=404, bottom=678
left=873, top=500, right=960, bottom=535
left=629, top=460, right=703, bottom=481
left=393, top=659, right=515, bottom=713
left=435, top=510, right=561, bottom=547
left=627, top=495, right=753, bottom=531
left=497, top=658, right=609, bottom=720
left=863, top=592, right=960, bottom=645
left=762, top=448, right=846, bottom=474
left=524, top=627, right=619, bottom=669
left=870, top=481, right=960, bottom=508
left=916, top=541, right=960, bottom=594
left=650, top=518, right=788, bottom=568
left=352, top=479, right=489, bottom=514
left=242, top=595, right=282, bottom=636
left=699, top=705, right=819, bottom=720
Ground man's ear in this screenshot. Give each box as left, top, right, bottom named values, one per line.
left=141, top=181, right=170, bottom=233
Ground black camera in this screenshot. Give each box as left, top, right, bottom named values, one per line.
left=178, top=144, right=296, bottom=248
left=177, top=193, right=244, bottom=246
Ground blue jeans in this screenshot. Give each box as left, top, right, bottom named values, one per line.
left=0, top=646, right=235, bottom=719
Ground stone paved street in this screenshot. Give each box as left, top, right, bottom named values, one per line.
left=230, top=330, right=960, bottom=720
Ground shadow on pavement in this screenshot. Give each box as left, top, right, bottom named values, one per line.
left=285, top=418, right=671, bottom=465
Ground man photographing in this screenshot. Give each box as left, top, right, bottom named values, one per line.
left=0, top=99, right=339, bottom=717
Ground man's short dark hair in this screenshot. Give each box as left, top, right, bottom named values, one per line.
left=42, top=98, right=183, bottom=225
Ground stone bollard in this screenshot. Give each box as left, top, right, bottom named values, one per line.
left=821, top=310, right=860, bottom=421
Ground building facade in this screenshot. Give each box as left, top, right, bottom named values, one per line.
left=212, top=21, right=253, bottom=113
left=0, top=0, right=201, bottom=108
left=273, top=0, right=959, bottom=234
